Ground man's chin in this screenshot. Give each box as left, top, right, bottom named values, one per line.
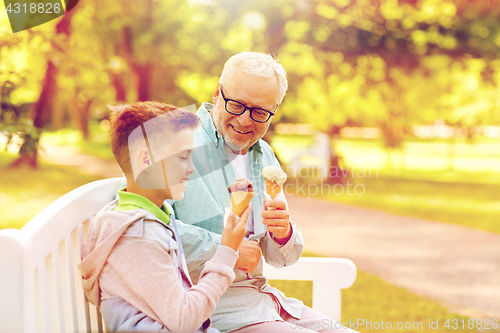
left=225, top=138, right=256, bottom=153
left=225, top=140, right=244, bottom=152
left=219, top=126, right=256, bottom=152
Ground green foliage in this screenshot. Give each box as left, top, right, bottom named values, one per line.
left=0, top=80, right=41, bottom=163
left=4, top=0, right=500, bottom=151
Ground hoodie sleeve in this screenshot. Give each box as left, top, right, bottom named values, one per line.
left=102, top=234, right=237, bottom=333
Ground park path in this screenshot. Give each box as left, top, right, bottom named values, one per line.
left=40, top=144, right=500, bottom=321
left=40, top=144, right=123, bottom=178
left=287, top=195, right=500, bottom=321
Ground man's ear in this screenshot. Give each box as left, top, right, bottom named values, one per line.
left=138, top=148, right=151, bottom=170
left=212, top=82, right=221, bottom=105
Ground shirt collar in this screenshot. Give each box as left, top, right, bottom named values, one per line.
left=198, top=103, right=220, bottom=143
left=115, top=188, right=171, bottom=225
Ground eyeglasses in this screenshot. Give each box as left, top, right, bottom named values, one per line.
left=219, top=85, right=277, bottom=123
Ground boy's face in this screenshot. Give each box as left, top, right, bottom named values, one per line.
left=160, top=128, right=195, bottom=201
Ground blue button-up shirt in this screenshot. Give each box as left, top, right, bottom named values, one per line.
left=173, top=103, right=304, bottom=333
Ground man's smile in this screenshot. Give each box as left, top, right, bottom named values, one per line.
left=230, top=124, right=252, bottom=135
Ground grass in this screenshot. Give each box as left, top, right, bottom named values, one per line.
left=322, top=172, right=500, bottom=234
left=40, top=121, right=115, bottom=161
left=335, top=137, right=500, bottom=173
left=0, top=152, right=99, bottom=229
left=270, top=252, right=499, bottom=333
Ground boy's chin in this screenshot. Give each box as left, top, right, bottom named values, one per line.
left=172, top=193, right=184, bottom=201
left=171, top=188, right=186, bottom=201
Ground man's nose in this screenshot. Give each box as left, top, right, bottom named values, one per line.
left=237, top=109, right=253, bottom=127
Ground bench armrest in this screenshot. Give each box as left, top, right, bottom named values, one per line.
left=264, top=257, right=356, bottom=322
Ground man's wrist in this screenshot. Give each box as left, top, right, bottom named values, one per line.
left=271, top=224, right=292, bottom=245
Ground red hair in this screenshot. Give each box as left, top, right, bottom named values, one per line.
left=109, top=102, right=199, bottom=174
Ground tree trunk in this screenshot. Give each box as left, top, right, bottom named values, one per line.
left=135, top=63, right=151, bottom=102
left=79, top=100, right=92, bottom=140
left=51, top=90, right=65, bottom=130
left=10, top=149, right=38, bottom=168
left=32, top=61, right=57, bottom=128
left=111, top=73, right=127, bottom=102
left=10, top=131, right=40, bottom=168
left=13, top=7, right=77, bottom=167
left=11, top=60, right=57, bottom=168
left=70, top=93, right=91, bottom=140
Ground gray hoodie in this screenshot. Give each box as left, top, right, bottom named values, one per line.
left=79, top=200, right=238, bottom=333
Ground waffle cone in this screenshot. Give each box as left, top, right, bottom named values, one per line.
left=230, top=191, right=254, bottom=217
left=264, top=179, right=281, bottom=199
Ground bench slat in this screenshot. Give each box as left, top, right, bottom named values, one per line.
left=78, top=224, right=92, bottom=333
left=38, top=261, right=52, bottom=333
left=65, top=233, right=80, bottom=333
left=53, top=246, right=66, bottom=333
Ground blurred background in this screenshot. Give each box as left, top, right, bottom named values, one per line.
left=1, top=0, right=500, bottom=331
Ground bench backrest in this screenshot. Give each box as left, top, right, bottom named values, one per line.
left=0, top=178, right=123, bottom=333
left=0, top=178, right=356, bottom=332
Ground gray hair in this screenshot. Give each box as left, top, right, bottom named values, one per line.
left=220, top=52, right=288, bottom=104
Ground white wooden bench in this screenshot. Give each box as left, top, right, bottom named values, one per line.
left=0, top=177, right=357, bottom=333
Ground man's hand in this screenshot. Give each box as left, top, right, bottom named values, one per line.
left=261, top=199, right=292, bottom=245
left=235, top=239, right=261, bottom=273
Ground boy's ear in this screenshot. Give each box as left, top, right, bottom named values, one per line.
left=212, top=82, right=221, bottom=105
left=138, top=148, right=151, bottom=170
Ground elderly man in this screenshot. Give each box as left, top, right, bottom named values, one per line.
left=173, top=52, right=356, bottom=333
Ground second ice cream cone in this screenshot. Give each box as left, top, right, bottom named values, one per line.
left=265, top=179, right=281, bottom=199
left=261, top=166, right=286, bottom=200
left=230, top=191, right=254, bottom=217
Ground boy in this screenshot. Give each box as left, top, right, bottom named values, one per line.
left=79, top=102, right=250, bottom=332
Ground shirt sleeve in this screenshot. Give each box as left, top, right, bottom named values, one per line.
left=259, top=219, right=304, bottom=268
left=175, top=219, right=222, bottom=280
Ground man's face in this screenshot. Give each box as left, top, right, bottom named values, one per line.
left=212, top=70, right=280, bottom=154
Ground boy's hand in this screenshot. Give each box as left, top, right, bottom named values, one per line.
left=261, top=199, right=291, bottom=245
left=235, top=240, right=261, bottom=273
left=222, top=205, right=251, bottom=252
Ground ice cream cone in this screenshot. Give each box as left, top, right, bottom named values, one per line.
left=230, top=191, right=254, bottom=217
left=264, top=179, right=281, bottom=199
left=261, top=166, right=286, bottom=199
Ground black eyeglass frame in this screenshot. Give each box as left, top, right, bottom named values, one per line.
left=219, top=85, right=278, bottom=123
